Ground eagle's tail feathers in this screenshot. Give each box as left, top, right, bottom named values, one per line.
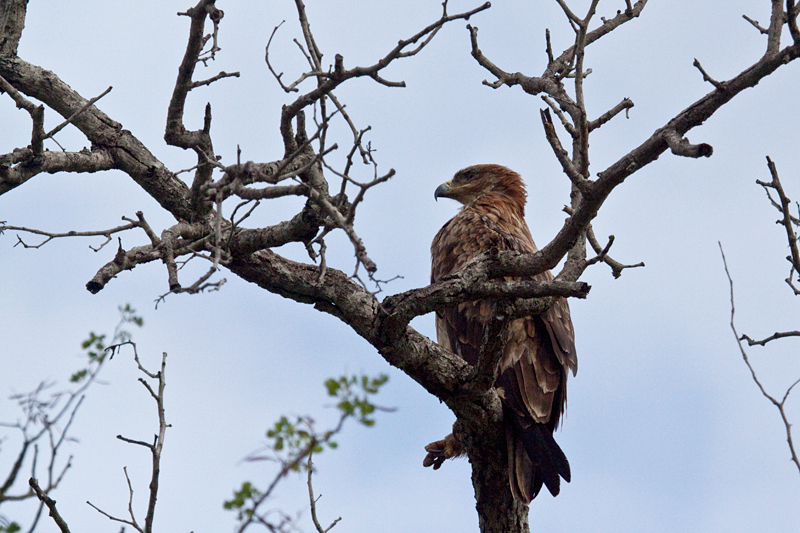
left=509, top=415, right=571, bottom=501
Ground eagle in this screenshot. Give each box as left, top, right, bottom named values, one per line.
left=423, top=164, right=577, bottom=502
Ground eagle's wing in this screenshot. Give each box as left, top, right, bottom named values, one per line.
left=431, top=208, right=576, bottom=501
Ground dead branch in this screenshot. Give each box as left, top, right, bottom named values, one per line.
left=279, top=1, right=491, bottom=130
left=265, top=20, right=297, bottom=92
left=692, top=58, right=725, bottom=90
left=589, top=97, right=634, bottom=131
left=757, top=157, right=800, bottom=293
left=85, top=467, right=140, bottom=532
left=87, top=348, right=169, bottom=533
left=541, top=94, right=576, bottom=137
left=86, top=244, right=163, bottom=294
left=788, top=0, right=800, bottom=44
left=0, top=148, right=115, bottom=195
left=2, top=220, right=137, bottom=250
left=29, top=478, right=71, bottom=533
left=41, top=85, right=113, bottom=142
left=740, top=330, right=800, bottom=347
left=191, top=70, right=239, bottom=89
left=165, top=0, right=237, bottom=220
left=0, top=72, right=32, bottom=110
left=305, top=182, right=377, bottom=273
left=663, top=128, right=713, bottom=158
left=477, top=21, right=800, bottom=284
left=766, top=0, right=785, bottom=56
left=154, top=267, right=226, bottom=308
left=585, top=223, right=644, bottom=278
left=380, top=255, right=589, bottom=340
left=1, top=55, right=195, bottom=220
left=743, top=14, right=769, bottom=34
left=720, top=243, right=800, bottom=476
left=540, top=108, right=589, bottom=189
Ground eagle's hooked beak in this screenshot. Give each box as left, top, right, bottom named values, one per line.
left=434, top=181, right=454, bottom=201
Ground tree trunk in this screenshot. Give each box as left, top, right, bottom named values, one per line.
left=455, top=407, right=530, bottom=533
left=0, top=0, right=28, bottom=56
left=470, top=447, right=530, bottom=533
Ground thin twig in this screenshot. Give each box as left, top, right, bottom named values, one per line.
left=584, top=222, right=644, bottom=278
left=760, top=157, right=800, bottom=291
left=3, top=222, right=138, bottom=250
left=589, top=97, right=634, bottom=131
left=692, top=58, right=725, bottom=89
left=720, top=243, right=800, bottom=476
left=742, top=14, right=769, bottom=34
left=740, top=330, right=800, bottom=346
left=41, top=86, right=113, bottom=142
left=307, top=454, right=341, bottom=533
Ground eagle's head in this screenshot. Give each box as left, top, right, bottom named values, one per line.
left=434, top=164, right=527, bottom=207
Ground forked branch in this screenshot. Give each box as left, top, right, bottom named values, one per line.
left=757, top=156, right=800, bottom=294
left=720, top=244, right=800, bottom=476
left=87, top=347, right=169, bottom=533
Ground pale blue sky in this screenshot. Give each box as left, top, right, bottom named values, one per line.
left=2, top=1, right=800, bottom=532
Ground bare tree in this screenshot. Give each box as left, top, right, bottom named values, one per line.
left=3, top=1, right=800, bottom=532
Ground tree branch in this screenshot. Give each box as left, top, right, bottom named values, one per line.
left=503, top=40, right=800, bottom=282
left=757, top=156, right=800, bottom=293
left=381, top=257, right=589, bottom=339
left=0, top=56, right=193, bottom=219
left=740, top=330, right=800, bottom=347
left=0, top=148, right=115, bottom=194
left=280, top=2, right=491, bottom=128
left=663, top=128, right=713, bottom=158
left=589, top=97, right=634, bottom=131
left=720, top=243, right=800, bottom=476
left=29, top=478, right=71, bottom=533
left=540, top=108, right=590, bottom=190
left=307, top=454, right=341, bottom=533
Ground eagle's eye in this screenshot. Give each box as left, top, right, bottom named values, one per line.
left=456, top=168, right=477, bottom=184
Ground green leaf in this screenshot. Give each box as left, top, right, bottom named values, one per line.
left=223, top=481, right=262, bottom=520
left=70, top=369, right=88, bottom=383
left=324, top=378, right=340, bottom=396
left=0, top=521, right=21, bottom=533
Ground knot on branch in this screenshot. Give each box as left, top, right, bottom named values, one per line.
left=207, top=5, right=224, bottom=23
left=664, top=129, right=713, bottom=158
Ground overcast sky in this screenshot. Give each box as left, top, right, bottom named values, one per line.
left=2, top=1, right=800, bottom=532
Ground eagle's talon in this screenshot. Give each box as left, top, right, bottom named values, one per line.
left=423, top=439, right=448, bottom=469
left=423, top=432, right=463, bottom=470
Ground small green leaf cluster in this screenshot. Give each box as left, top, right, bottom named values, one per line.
left=70, top=304, right=143, bottom=383
left=0, top=522, right=20, bottom=533
left=265, top=415, right=334, bottom=471
left=0, top=517, right=20, bottom=533
left=222, top=481, right=262, bottom=520
left=0, top=521, right=22, bottom=533
left=325, top=373, right=389, bottom=427
left=224, top=373, right=390, bottom=525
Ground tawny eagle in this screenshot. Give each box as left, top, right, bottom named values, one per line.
left=424, top=164, right=577, bottom=502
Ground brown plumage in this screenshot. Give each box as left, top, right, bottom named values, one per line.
left=424, top=164, right=577, bottom=502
